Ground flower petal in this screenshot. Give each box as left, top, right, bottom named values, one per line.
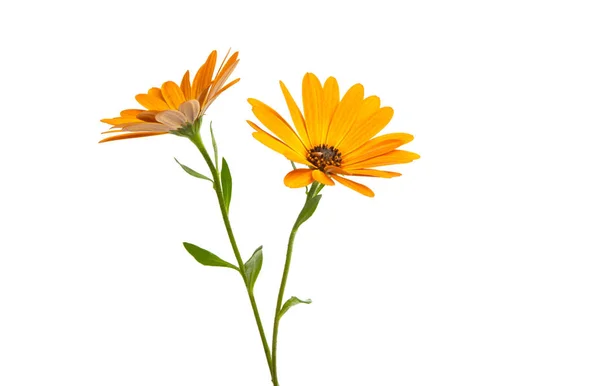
left=284, top=168, right=314, bottom=188
left=322, top=76, right=340, bottom=144
left=180, top=70, right=191, bottom=100
left=192, top=50, right=217, bottom=100
left=247, top=121, right=311, bottom=165
left=121, top=123, right=170, bottom=132
left=342, top=169, right=402, bottom=178
left=312, top=169, right=334, bottom=185
left=99, top=131, right=169, bottom=143
left=179, top=99, right=200, bottom=122
left=161, top=81, right=186, bottom=110
left=248, top=98, right=307, bottom=155
left=345, top=149, right=420, bottom=169
left=302, top=73, right=324, bottom=147
left=279, top=80, right=310, bottom=147
left=330, top=174, right=375, bottom=197
left=337, top=107, right=394, bottom=154
left=327, top=83, right=365, bottom=147
left=343, top=133, right=414, bottom=164
left=155, top=110, right=187, bottom=130
left=135, top=93, right=170, bottom=111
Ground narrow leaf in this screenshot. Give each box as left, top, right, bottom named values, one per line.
left=221, top=158, right=232, bottom=213
left=244, top=246, right=263, bottom=291
left=278, top=296, right=312, bottom=319
left=210, top=122, right=219, bottom=172
left=296, top=194, right=322, bottom=227
left=174, top=158, right=213, bottom=182
left=183, top=242, right=238, bottom=271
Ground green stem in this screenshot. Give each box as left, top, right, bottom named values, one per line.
left=189, top=131, right=274, bottom=381
left=271, top=183, right=320, bottom=386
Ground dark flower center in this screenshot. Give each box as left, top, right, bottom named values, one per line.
left=307, top=144, right=342, bottom=171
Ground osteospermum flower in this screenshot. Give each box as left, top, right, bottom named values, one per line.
left=247, top=73, right=419, bottom=197
left=100, top=50, right=239, bottom=142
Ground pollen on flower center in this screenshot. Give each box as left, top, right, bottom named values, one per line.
left=307, top=144, right=342, bottom=171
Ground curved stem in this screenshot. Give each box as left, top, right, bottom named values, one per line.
left=271, top=183, right=320, bottom=386
left=189, top=132, right=274, bottom=381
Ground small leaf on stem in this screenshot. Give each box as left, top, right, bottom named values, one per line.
left=296, top=194, right=322, bottom=227
left=174, top=158, right=213, bottom=182
left=183, top=242, right=238, bottom=271
left=210, top=122, right=219, bottom=172
left=244, top=246, right=263, bottom=291
left=278, top=296, right=312, bottom=319
left=221, top=158, right=232, bottom=213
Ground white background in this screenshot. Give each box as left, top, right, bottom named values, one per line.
left=1, top=0, right=599, bottom=385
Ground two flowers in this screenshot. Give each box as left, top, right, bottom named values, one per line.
left=101, top=49, right=419, bottom=196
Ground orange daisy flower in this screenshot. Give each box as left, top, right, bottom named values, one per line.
left=247, top=73, right=419, bottom=197
left=100, top=50, right=239, bottom=143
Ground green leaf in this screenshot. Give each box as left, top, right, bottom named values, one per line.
left=174, top=158, right=213, bottom=182
left=278, top=296, right=312, bottom=319
left=221, top=158, right=232, bottom=213
left=183, top=242, right=238, bottom=271
left=296, top=194, right=322, bottom=227
left=210, top=122, right=219, bottom=172
left=244, top=246, right=263, bottom=291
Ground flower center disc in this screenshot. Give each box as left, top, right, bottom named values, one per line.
left=307, top=144, right=342, bottom=171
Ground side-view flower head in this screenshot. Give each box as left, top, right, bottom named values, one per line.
left=100, top=50, right=239, bottom=142
left=247, top=73, right=419, bottom=197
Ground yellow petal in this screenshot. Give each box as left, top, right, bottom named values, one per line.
left=345, top=149, right=420, bottom=169
left=181, top=70, right=191, bottom=100
left=284, top=168, right=314, bottom=188
left=327, top=83, right=365, bottom=147
left=247, top=121, right=310, bottom=165
left=342, top=169, right=402, bottom=178
left=312, top=169, right=334, bottom=185
left=330, top=174, right=375, bottom=197
left=344, top=133, right=413, bottom=164
left=322, top=77, right=340, bottom=143
left=161, top=81, right=186, bottom=110
left=248, top=98, right=307, bottom=155
left=302, top=73, right=323, bottom=147
left=279, top=80, right=310, bottom=147
left=338, top=107, right=394, bottom=154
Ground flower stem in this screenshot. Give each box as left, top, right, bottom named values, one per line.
left=271, top=183, right=320, bottom=386
left=189, top=132, right=274, bottom=382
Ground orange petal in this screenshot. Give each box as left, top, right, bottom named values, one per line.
left=302, top=73, right=324, bottom=146
left=99, top=131, right=169, bottom=143
left=284, top=168, right=314, bottom=188
left=248, top=98, right=307, bottom=155
left=338, top=107, right=394, bottom=154
left=135, top=93, right=170, bottom=111
left=342, top=169, right=402, bottom=178
left=120, top=109, right=144, bottom=117
left=248, top=121, right=310, bottom=165
left=327, top=83, right=365, bottom=147
left=322, top=77, right=340, bottom=143
left=279, top=80, right=310, bottom=148
left=181, top=70, right=191, bottom=100
left=161, top=81, right=186, bottom=110
left=312, top=169, right=334, bottom=185
left=345, top=149, right=420, bottom=169
left=101, top=116, right=142, bottom=125
left=192, top=50, right=217, bottom=99
left=344, top=133, right=414, bottom=164
left=330, top=174, right=375, bottom=197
